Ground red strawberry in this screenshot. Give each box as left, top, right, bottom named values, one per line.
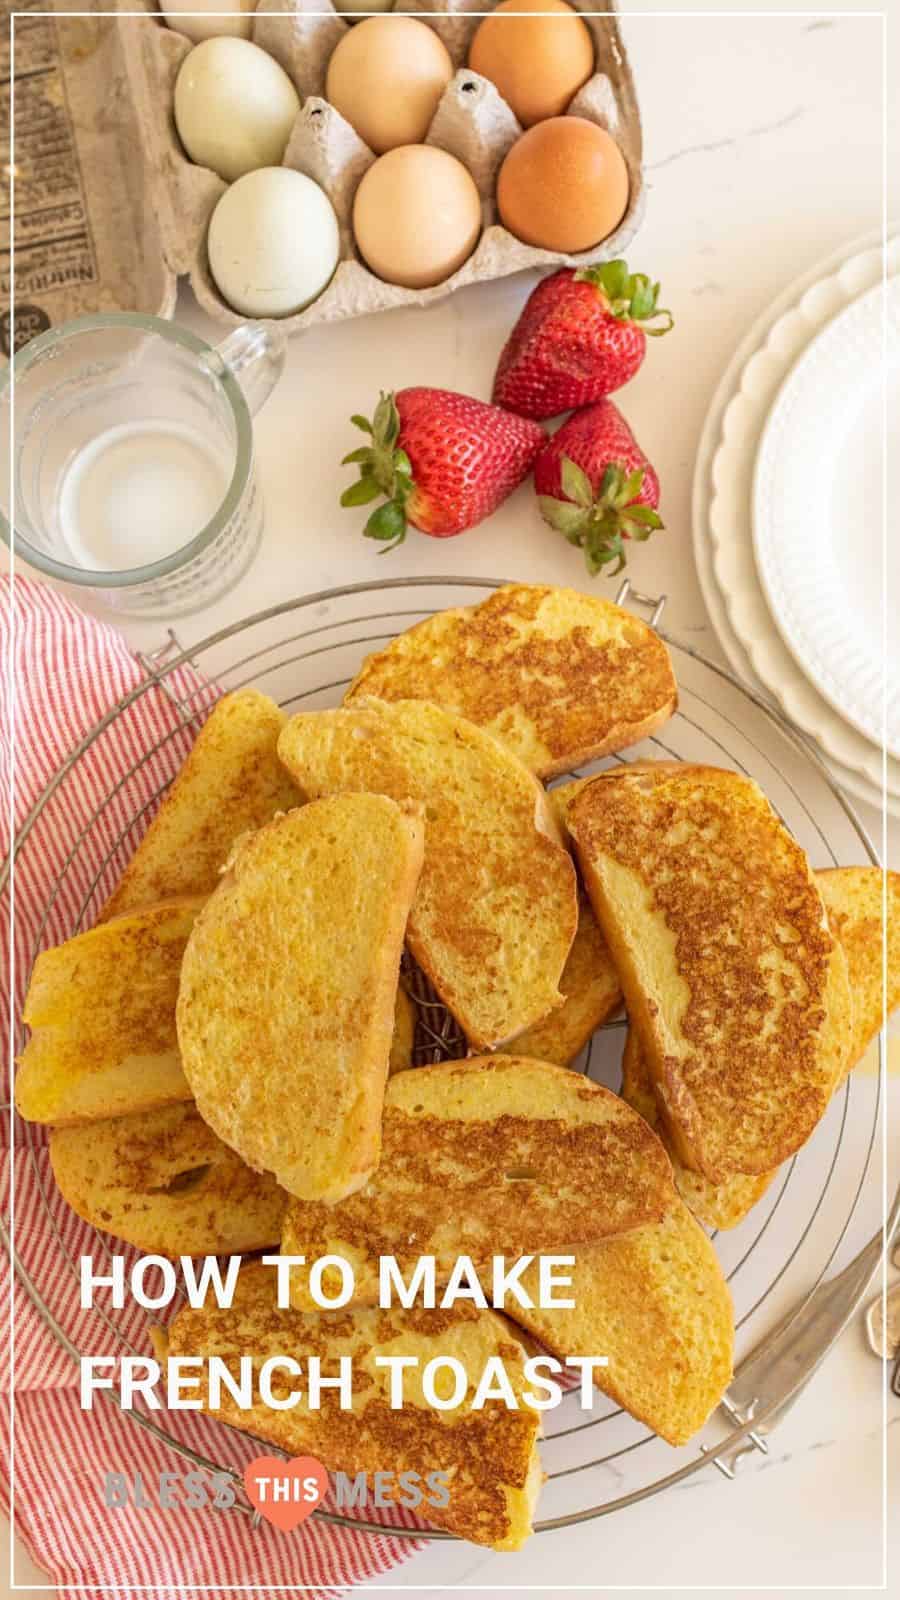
left=493, top=259, right=673, bottom=419
left=340, top=388, right=545, bottom=547
left=534, top=400, right=663, bottom=576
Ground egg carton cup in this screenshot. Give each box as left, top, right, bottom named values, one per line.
left=116, top=0, right=645, bottom=332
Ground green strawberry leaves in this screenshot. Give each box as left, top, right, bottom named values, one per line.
left=339, top=392, right=413, bottom=551
left=373, top=391, right=401, bottom=449
left=365, top=502, right=407, bottom=546
left=575, top=258, right=674, bottom=336
left=560, top=457, right=594, bottom=509
left=539, top=457, right=664, bottom=577
left=339, top=476, right=381, bottom=506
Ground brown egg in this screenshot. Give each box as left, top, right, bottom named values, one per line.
left=497, top=118, right=629, bottom=253
left=326, top=16, right=453, bottom=155
left=468, top=0, right=594, bottom=128
left=353, top=146, right=482, bottom=289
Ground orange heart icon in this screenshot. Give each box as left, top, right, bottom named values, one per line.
left=243, top=1455, right=329, bottom=1531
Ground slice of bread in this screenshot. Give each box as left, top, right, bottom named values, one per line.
left=50, top=1104, right=286, bottom=1256
left=497, top=891, right=621, bottom=1066
left=510, top=1200, right=734, bottom=1446
left=817, top=867, right=900, bottom=1073
left=176, top=795, right=424, bottom=1202
left=161, top=1261, right=543, bottom=1550
left=344, top=584, right=677, bottom=779
left=568, top=764, right=853, bottom=1182
left=620, top=1029, right=774, bottom=1230
left=280, top=1056, right=677, bottom=1308
left=620, top=866, right=900, bottom=1230
left=101, top=689, right=302, bottom=920
left=16, top=899, right=203, bottom=1125
left=499, top=782, right=622, bottom=1065
left=278, top=699, right=578, bottom=1049
left=389, top=986, right=416, bottom=1075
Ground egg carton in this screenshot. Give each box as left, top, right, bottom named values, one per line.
left=116, top=0, right=644, bottom=331
left=1, top=2, right=178, bottom=360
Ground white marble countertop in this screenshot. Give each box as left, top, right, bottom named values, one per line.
left=5, top=0, right=898, bottom=1593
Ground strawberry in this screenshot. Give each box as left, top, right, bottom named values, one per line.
left=340, top=388, right=545, bottom=547
left=492, top=259, right=673, bottom=419
left=534, top=399, right=663, bottom=576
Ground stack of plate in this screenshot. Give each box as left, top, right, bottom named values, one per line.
left=693, top=233, right=899, bottom=817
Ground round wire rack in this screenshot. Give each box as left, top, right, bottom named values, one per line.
left=4, top=575, right=885, bottom=1539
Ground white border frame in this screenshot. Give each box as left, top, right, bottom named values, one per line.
left=3, top=6, right=892, bottom=1593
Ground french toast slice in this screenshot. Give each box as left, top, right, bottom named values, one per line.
left=510, top=1200, right=734, bottom=1447
left=277, top=700, right=578, bottom=1050
left=497, top=893, right=621, bottom=1065
left=280, top=1056, right=677, bottom=1308
left=818, top=867, right=900, bottom=1073
left=101, top=689, right=302, bottom=920
left=568, top=764, right=853, bottom=1182
left=176, top=795, right=424, bottom=1202
left=389, top=985, right=417, bottom=1074
left=48, top=981, right=417, bottom=1252
left=620, top=1030, right=774, bottom=1230
left=161, top=1262, right=543, bottom=1550
left=16, top=899, right=203, bottom=1125
left=344, top=583, right=677, bottom=778
left=498, top=784, right=622, bottom=1065
left=50, top=1104, right=286, bottom=1256
left=620, top=866, right=900, bottom=1229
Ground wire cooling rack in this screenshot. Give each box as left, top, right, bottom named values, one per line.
left=3, top=575, right=888, bottom=1537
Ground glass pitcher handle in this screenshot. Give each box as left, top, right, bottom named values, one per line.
left=201, top=323, right=286, bottom=417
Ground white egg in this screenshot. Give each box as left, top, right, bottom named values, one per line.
left=174, top=38, right=300, bottom=183
left=161, top=0, right=256, bottom=44
left=207, top=168, right=341, bottom=317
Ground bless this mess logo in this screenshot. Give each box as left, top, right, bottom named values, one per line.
left=106, top=1458, right=450, bottom=1532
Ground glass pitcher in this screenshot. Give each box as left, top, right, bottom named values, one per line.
left=0, top=312, right=286, bottom=617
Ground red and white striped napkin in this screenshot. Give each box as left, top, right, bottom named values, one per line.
left=0, top=575, right=425, bottom=1597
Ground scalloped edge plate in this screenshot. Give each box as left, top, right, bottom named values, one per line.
left=752, top=278, right=900, bottom=758
left=693, top=230, right=900, bottom=817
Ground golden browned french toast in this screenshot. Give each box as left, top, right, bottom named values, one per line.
left=497, top=891, right=621, bottom=1065
left=389, top=986, right=417, bottom=1074
left=510, top=1200, right=734, bottom=1447
left=568, top=764, right=853, bottom=1182
left=280, top=1056, right=677, bottom=1308
left=498, top=784, right=622, bottom=1065
left=101, top=689, right=302, bottom=920
left=277, top=699, right=578, bottom=1050
left=818, top=867, right=900, bottom=1073
left=344, top=583, right=677, bottom=778
left=161, top=1262, right=543, bottom=1550
left=620, top=1030, right=774, bottom=1230
left=176, top=795, right=424, bottom=1202
left=620, top=866, right=900, bottom=1229
left=50, top=1103, right=287, bottom=1256
left=16, top=899, right=203, bottom=1125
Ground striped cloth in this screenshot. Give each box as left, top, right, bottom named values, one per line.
left=0, top=575, right=424, bottom=1597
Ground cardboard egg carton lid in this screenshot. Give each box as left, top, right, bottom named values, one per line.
left=1, top=0, right=176, bottom=360
left=117, top=0, right=645, bottom=331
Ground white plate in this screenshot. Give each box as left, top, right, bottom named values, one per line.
left=753, top=279, right=900, bottom=757
left=693, top=231, right=900, bottom=817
